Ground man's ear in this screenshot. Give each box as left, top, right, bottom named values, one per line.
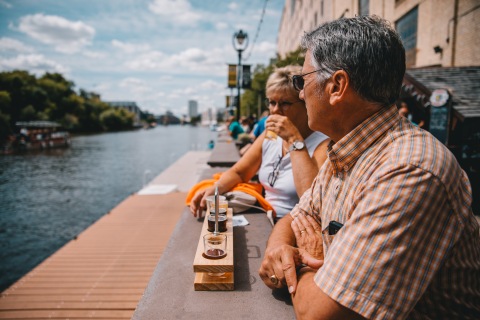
left=328, top=70, right=349, bottom=106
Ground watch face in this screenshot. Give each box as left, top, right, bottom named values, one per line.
left=293, top=141, right=305, bottom=150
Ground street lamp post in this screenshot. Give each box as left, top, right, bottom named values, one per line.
left=232, top=29, right=249, bottom=121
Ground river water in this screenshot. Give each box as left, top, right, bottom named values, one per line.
left=0, top=125, right=217, bottom=291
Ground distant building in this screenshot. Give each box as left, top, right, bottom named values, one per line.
left=157, top=111, right=181, bottom=125
left=106, top=101, right=142, bottom=127
left=188, top=100, right=198, bottom=118
left=201, top=108, right=215, bottom=126
left=278, top=0, right=479, bottom=68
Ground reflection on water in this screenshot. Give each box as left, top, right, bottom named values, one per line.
left=0, top=125, right=216, bottom=291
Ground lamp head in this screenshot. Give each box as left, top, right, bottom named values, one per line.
left=233, top=30, right=249, bottom=50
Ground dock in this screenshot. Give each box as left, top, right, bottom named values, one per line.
left=0, top=151, right=215, bottom=319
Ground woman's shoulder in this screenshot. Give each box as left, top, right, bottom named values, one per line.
left=306, top=131, right=329, bottom=145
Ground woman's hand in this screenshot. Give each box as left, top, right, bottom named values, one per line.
left=291, top=214, right=324, bottom=260
left=265, top=114, right=302, bottom=144
left=189, top=186, right=215, bottom=218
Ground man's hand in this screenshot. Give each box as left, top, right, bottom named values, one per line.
left=291, top=214, right=324, bottom=259
left=259, top=243, right=300, bottom=293
left=259, top=244, right=324, bottom=294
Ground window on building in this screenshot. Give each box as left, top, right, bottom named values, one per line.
left=396, top=6, right=418, bottom=67
left=359, top=0, right=369, bottom=16
left=291, top=0, right=296, bottom=16
left=314, top=12, right=318, bottom=26
left=321, top=0, right=324, bottom=16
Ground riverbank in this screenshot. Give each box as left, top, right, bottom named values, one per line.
left=0, top=151, right=213, bottom=319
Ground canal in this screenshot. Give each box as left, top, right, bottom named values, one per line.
left=0, top=125, right=217, bottom=291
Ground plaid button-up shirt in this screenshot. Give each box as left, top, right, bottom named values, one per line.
left=291, top=104, right=480, bottom=319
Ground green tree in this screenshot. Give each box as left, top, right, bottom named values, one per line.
left=240, top=48, right=305, bottom=118
left=99, top=108, right=134, bottom=131
left=62, top=113, right=80, bottom=130
left=0, top=70, right=141, bottom=141
left=20, top=105, right=36, bottom=121
left=0, top=112, right=11, bottom=142
left=0, top=91, right=11, bottom=115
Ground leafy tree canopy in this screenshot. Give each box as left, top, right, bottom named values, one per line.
left=0, top=70, right=137, bottom=142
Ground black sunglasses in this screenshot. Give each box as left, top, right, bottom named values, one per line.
left=267, top=155, right=283, bottom=187
left=292, top=69, right=323, bottom=91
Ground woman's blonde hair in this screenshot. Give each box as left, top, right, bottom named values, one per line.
left=266, top=65, right=302, bottom=93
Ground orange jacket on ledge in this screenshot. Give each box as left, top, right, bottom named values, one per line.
left=185, top=173, right=275, bottom=217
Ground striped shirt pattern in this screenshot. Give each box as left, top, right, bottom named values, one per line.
left=291, top=104, right=480, bottom=319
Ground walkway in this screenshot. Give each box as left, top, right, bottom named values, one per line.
left=0, top=151, right=211, bottom=319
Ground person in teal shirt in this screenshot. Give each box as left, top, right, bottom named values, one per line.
left=226, top=116, right=244, bottom=139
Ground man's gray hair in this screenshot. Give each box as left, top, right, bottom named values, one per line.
left=301, top=15, right=406, bottom=107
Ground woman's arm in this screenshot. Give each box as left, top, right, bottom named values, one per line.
left=190, top=133, right=265, bottom=216
left=266, top=115, right=329, bottom=197
left=290, top=138, right=329, bottom=197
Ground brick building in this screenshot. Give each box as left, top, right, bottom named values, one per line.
left=278, top=0, right=479, bottom=68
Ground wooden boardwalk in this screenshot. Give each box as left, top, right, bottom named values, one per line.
left=0, top=192, right=187, bottom=319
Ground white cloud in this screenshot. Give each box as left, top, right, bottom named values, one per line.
left=148, top=0, right=201, bottom=25
left=0, top=54, right=69, bottom=75
left=251, top=41, right=277, bottom=54
left=228, top=2, right=239, bottom=11
left=17, top=13, right=95, bottom=54
left=124, top=50, right=166, bottom=70
left=215, top=22, right=228, bottom=30
left=111, top=40, right=151, bottom=54
left=0, top=37, right=34, bottom=53
left=124, top=46, right=229, bottom=76
left=82, top=50, right=105, bottom=59
left=199, top=79, right=224, bottom=90
left=119, top=77, right=153, bottom=95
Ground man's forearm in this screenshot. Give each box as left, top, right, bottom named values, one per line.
left=293, top=268, right=365, bottom=320
left=266, top=214, right=296, bottom=248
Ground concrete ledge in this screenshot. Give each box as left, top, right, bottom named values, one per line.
left=147, top=151, right=211, bottom=192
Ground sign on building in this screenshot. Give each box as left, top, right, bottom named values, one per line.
left=429, top=88, right=451, bottom=145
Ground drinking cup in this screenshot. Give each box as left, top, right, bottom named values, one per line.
left=206, top=195, right=228, bottom=214
left=265, top=130, right=278, bottom=140
left=207, top=214, right=227, bottom=232
left=203, top=233, right=227, bottom=259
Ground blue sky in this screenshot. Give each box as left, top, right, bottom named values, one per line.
left=0, top=0, right=284, bottom=116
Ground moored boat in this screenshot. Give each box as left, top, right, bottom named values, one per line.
left=2, top=121, right=71, bottom=154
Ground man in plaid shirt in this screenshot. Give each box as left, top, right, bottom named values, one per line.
left=259, top=16, right=480, bottom=319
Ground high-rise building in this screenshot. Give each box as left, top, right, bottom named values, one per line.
left=188, top=100, right=198, bottom=118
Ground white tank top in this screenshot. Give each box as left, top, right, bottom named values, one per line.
left=258, top=131, right=328, bottom=218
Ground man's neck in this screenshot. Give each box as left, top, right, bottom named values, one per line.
left=329, top=101, right=384, bottom=143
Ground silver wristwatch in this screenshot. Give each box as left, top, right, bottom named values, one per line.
left=288, top=140, right=305, bottom=152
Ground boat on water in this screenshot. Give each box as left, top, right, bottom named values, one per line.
left=2, top=121, right=71, bottom=154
